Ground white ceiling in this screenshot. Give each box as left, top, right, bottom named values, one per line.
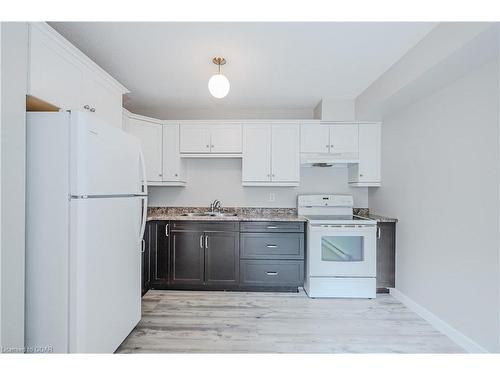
left=50, top=22, right=435, bottom=118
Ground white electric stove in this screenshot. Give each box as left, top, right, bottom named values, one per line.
left=298, top=194, right=377, bottom=298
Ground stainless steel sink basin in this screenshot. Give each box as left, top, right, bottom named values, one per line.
left=180, top=212, right=237, bottom=217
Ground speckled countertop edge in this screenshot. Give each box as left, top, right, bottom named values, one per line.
left=147, top=207, right=306, bottom=222
left=147, top=207, right=397, bottom=223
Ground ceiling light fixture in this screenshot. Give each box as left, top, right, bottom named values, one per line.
left=208, top=57, right=230, bottom=99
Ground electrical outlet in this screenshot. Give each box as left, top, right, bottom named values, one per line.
left=269, top=193, right=275, bottom=202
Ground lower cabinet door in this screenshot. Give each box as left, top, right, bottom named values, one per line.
left=171, top=231, right=205, bottom=284
left=204, top=231, right=239, bottom=286
left=151, top=221, right=170, bottom=287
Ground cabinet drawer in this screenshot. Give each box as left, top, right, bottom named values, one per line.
left=240, top=221, right=304, bottom=233
left=170, top=221, right=239, bottom=232
left=240, top=260, right=304, bottom=287
left=240, top=233, right=304, bottom=259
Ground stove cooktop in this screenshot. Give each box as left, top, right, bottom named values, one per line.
left=304, top=215, right=372, bottom=221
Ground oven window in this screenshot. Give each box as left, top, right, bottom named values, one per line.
left=321, top=236, right=364, bottom=262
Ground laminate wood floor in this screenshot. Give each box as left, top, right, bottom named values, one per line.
left=116, top=289, right=463, bottom=353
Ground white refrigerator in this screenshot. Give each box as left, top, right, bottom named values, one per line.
left=25, top=111, right=148, bottom=353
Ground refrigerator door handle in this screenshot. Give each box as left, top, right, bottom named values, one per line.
left=139, top=148, right=148, bottom=196
left=138, top=149, right=148, bottom=247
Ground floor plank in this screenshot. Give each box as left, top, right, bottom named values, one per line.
left=116, top=289, right=463, bottom=353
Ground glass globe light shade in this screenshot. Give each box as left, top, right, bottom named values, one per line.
left=208, top=73, right=230, bottom=98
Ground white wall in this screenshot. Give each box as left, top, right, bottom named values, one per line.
left=148, top=159, right=368, bottom=208
left=368, top=59, right=499, bottom=352
left=125, top=105, right=314, bottom=121
left=0, top=22, right=28, bottom=351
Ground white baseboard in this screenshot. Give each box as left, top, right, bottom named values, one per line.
left=389, top=288, right=488, bottom=353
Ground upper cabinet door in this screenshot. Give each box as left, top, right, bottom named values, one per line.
left=242, top=124, right=271, bottom=182
left=28, top=24, right=82, bottom=110
left=80, top=69, right=123, bottom=128
left=357, top=124, right=381, bottom=183
left=127, top=118, right=163, bottom=182
left=210, top=123, right=242, bottom=153
left=330, top=124, right=359, bottom=154
left=163, top=124, right=184, bottom=182
left=271, top=124, right=300, bottom=182
left=179, top=124, right=211, bottom=153
left=300, top=124, right=330, bottom=153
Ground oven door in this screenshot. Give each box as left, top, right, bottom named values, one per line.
left=308, top=224, right=377, bottom=277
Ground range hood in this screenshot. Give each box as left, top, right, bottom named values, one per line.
left=300, top=153, right=359, bottom=167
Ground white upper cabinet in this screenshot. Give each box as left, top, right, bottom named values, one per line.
left=124, top=113, right=186, bottom=186
left=300, top=122, right=358, bottom=155
left=242, top=123, right=300, bottom=186
left=348, top=123, right=381, bottom=187
left=271, top=124, right=300, bottom=182
left=163, top=124, right=186, bottom=183
left=179, top=123, right=242, bottom=155
left=179, top=124, right=211, bottom=153
left=28, top=23, right=82, bottom=111
left=210, top=124, right=242, bottom=153
left=80, top=68, right=123, bottom=129
left=300, top=124, right=330, bottom=153
left=27, top=23, right=128, bottom=128
left=126, top=118, right=163, bottom=182
left=242, top=125, right=271, bottom=183
left=330, top=124, right=358, bottom=154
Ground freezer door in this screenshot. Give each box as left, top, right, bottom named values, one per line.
left=70, top=111, right=144, bottom=196
left=69, top=197, right=142, bottom=353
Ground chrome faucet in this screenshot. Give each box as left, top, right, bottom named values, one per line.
left=209, top=199, right=222, bottom=213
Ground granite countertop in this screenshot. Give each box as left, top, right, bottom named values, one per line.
left=359, top=213, right=398, bottom=223
left=147, top=207, right=306, bottom=222
left=147, top=207, right=396, bottom=223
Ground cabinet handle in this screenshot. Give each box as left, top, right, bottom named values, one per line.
left=377, top=226, right=381, bottom=239
left=267, top=226, right=278, bottom=229
left=359, top=174, right=364, bottom=177
left=266, top=271, right=278, bottom=276
left=199, top=235, right=204, bottom=249
left=206, top=144, right=210, bottom=148
left=165, top=224, right=169, bottom=237
left=205, top=235, right=209, bottom=249
left=330, top=144, right=334, bottom=148
left=141, top=239, right=145, bottom=253
left=210, top=145, right=214, bottom=148
left=90, top=108, right=96, bottom=113
left=272, top=174, right=275, bottom=178
left=158, top=173, right=163, bottom=177
left=174, top=173, right=178, bottom=177
left=83, top=105, right=90, bottom=110
left=326, top=145, right=329, bottom=148
left=266, top=244, right=277, bottom=248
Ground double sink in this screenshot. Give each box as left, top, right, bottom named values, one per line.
left=181, top=212, right=238, bottom=217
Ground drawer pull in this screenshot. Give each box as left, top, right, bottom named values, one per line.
left=266, top=271, right=278, bottom=276
left=266, top=244, right=277, bottom=248
left=267, top=226, right=278, bottom=229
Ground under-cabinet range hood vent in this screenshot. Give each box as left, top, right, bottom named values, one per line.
left=300, top=153, right=359, bottom=168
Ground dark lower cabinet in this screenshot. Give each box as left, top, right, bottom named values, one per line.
left=142, top=220, right=305, bottom=293
left=150, top=221, right=170, bottom=288
left=170, top=222, right=240, bottom=289
left=376, top=222, right=396, bottom=292
left=171, top=230, right=204, bottom=284
left=204, top=231, right=239, bottom=286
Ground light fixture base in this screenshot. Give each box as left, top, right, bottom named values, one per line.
left=212, top=57, right=226, bottom=66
